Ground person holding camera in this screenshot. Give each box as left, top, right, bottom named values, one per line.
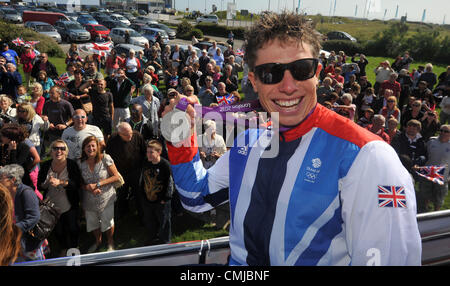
left=0, top=62, right=22, bottom=101
left=351, top=53, right=369, bottom=78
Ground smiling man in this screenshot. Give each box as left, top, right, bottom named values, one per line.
left=162, top=12, right=421, bottom=266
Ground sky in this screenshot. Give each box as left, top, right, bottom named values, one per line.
left=176, top=0, right=449, bottom=24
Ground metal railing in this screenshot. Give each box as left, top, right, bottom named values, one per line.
left=16, top=210, right=450, bottom=266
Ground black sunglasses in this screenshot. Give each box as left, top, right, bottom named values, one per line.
left=253, top=58, right=319, bottom=85
left=52, top=146, right=66, bottom=151
left=440, top=129, right=450, bottom=133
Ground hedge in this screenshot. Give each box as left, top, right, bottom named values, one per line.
left=195, top=22, right=246, bottom=40
left=0, top=20, right=65, bottom=58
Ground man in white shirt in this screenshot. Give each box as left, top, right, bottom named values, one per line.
left=62, top=109, right=105, bottom=160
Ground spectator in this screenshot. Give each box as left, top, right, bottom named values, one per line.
left=41, top=86, right=74, bottom=151
left=213, top=48, right=225, bottom=69
left=125, top=49, right=142, bottom=90
left=401, top=100, right=424, bottom=130
left=199, top=63, right=215, bottom=88
left=130, top=84, right=160, bottom=137
left=416, top=125, right=450, bottom=213
left=37, top=139, right=83, bottom=256
left=180, top=65, right=200, bottom=95
left=399, top=51, right=413, bottom=71
left=386, top=117, right=401, bottom=143
left=65, top=69, right=90, bottom=111
left=83, top=61, right=104, bottom=82
left=343, top=64, right=360, bottom=85
left=105, top=68, right=135, bottom=130
left=0, top=95, right=16, bottom=125
left=185, top=49, right=199, bottom=67
left=391, top=56, right=403, bottom=72
left=83, top=79, right=114, bottom=139
left=379, top=96, right=401, bottom=127
left=412, top=66, right=425, bottom=88
left=105, top=122, right=146, bottom=220
left=397, top=69, right=414, bottom=109
left=223, top=45, right=235, bottom=65
left=184, top=85, right=195, bottom=97
left=37, top=70, right=54, bottom=101
left=227, top=55, right=243, bottom=79
left=198, top=49, right=210, bottom=74
left=351, top=53, right=368, bottom=77
left=105, top=49, right=123, bottom=76
left=198, top=120, right=227, bottom=170
left=29, top=82, right=45, bottom=116
left=358, top=87, right=376, bottom=117
left=65, top=51, right=82, bottom=66
left=215, top=82, right=238, bottom=106
left=436, top=66, right=450, bottom=90
left=0, top=164, right=42, bottom=261
left=79, top=136, right=121, bottom=253
left=0, top=183, right=22, bottom=265
left=357, top=75, right=372, bottom=95
left=379, top=73, right=401, bottom=99
left=0, top=123, right=36, bottom=189
left=391, top=119, right=427, bottom=174
left=334, top=93, right=356, bottom=121
left=0, top=63, right=22, bottom=101
left=19, top=45, right=36, bottom=88
left=138, top=140, right=173, bottom=245
left=177, top=77, right=191, bottom=95
left=62, top=109, right=105, bottom=160
left=418, top=63, right=437, bottom=90
left=127, top=104, right=155, bottom=142
left=420, top=110, right=440, bottom=142
left=31, top=53, right=58, bottom=81
left=16, top=102, right=49, bottom=155
left=207, top=41, right=218, bottom=57
left=439, top=95, right=450, bottom=124
left=219, top=64, right=239, bottom=93
left=373, top=60, right=394, bottom=95
left=170, top=45, right=184, bottom=72
left=373, top=88, right=394, bottom=115
left=365, top=114, right=391, bottom=144
left=357, top=108, right=374, bottom=128
left=330, top=67, right=344, bottom=87
left=1, top=43, right=19, bottom=66
left=16, top=85, right=30, bottom=104
left=198, top=76, right=218, bottom=106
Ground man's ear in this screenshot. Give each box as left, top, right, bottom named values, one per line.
left=247, top=72, right=258, bottom=93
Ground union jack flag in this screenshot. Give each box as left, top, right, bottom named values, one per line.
left=25, top=41, right=40, bottom=46
left=377, top=185, right=407, bottom=208
left=216, top=94, right=236, bottom=106
left=62, top=91, right=72, bottom=100
left=416, top=165, right=446, bottom=185
left=235, top=49, right=244, bottom=57
left=11, top=37, right=25, bottom=46
left=54, top=72, right=71, bottom=86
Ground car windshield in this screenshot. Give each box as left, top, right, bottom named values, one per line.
left=36, top=25, right=55, bottom=32
left=95, top=25, right=109, bottom=31
left=115, top=15, right=125, bottom=20
left=67, top=23, right=83, bottom=30
left=81, top=15, right=95, bottom=20
left=3, top=9, right=18, bottom=15
left=128, top=30, right=141, bottom=37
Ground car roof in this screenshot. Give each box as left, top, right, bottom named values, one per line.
left=142, top=27, right=164, bottom=32
left=115, top=43, right=144, bottom=51
left=26, top=21, right=51, bottom=25
left=111, top=27, right=133, bottom=31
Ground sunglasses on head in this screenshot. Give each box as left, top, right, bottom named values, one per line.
left=253, top=58, right=319, bottom=85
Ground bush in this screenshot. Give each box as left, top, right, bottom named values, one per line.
left=321, top=40, right=364, bottom=56
left=195, top=22, right=246, bottom=39
left=191, top=28, right=204, bottom=39
left=176, top=19, right=193, bottom=38
left=0, top=20, right=64, bottom=58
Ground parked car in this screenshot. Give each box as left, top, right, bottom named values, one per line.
left=121, top=12, right=136, bottom=22
left=132, top=16, right=158, bottom=25
left=84, top=24, right=110, bottom=41
left=147, top=23, right=176, bottom=39
left=109, top=28, right=148, bottom=47
left=102, top=20, right=129, bottom=30
left=141, top=27, right=169, bottom=45
left=54, top=20, right=90, bottom=43
left=196, top=14, right=219, bottom=24
left=326, top=31, right=357, bottom=42
left=24, top=21, right=62, bottom=43
left=64, top=12, right=78, bottom=22
left=129, top=23, right=147, bottom=33
left=110, top=13, right=130, bottom=26
left=23, top=11, right=69, bottom=25
left=77, top=14, right=98, bottom=25
left=0, top=8, right=23, bottom=23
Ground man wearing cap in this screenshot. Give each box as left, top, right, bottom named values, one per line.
left=1, top=43, right=19, bottom=66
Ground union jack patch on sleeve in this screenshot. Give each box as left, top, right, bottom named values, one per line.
left=377, top=185, right=407, bottom=208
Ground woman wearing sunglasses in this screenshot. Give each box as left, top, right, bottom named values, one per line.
left=37, top=139, right=83, bottom=257
left=161, top=12, right=421, bottom=266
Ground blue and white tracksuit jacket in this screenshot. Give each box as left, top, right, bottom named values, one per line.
left=167, top=104, right=422, bottom=266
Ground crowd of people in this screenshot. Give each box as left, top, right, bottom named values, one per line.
left=0, top=16, right=449, bottom=265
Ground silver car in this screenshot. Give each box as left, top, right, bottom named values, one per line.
left=25, top=21, right=62, bottom=43
left=54, top=20, right=91, bottom=43
left=196, top=14, right=219, bottom=24
left=140, top=27, right=169, bottom=45
left=109, top=28, right=149, bottom=47
left=0, top=8, right=22, bottom=23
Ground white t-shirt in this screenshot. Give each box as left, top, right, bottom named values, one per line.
left=126, top=57, right=138, bottom=73
left=62, top=124, right=104, bottom=160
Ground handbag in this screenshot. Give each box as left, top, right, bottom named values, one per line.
left=113, top=172, right=125, bottom=189
left=81, top=101, right=93, bottom=114
left=28, top=198, right=61, bottom=241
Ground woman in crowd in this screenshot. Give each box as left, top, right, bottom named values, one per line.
left=38, top=139, right=83, bottom=257
left=124, top=49, right=141, bottom=91
left=0, top=95, right=16, bottom=122
left=420, top=110, right=441, bottom=142
left=29, top=82, right=46, bottom=116
left=20, top=45, right=36, bottom=88
left=78, top=136, right=120, bottom=253
left=105, top=49, right=122, bottom=77
left=65, top=69, right=89, bottom=111
left=213, top=48, right=225, bottom=69
left=335, top=93, right=357, bottom=121
left=380, top=96, right=401, bottom=127
left=198, top=120, right=227, bottom=170
left=0, top=164, right=43, bottom=261
left=0, top=183, right=22, bottom=265
left=401, top=99, right=424, bottom=130
left=198, top=76, right=218, bottom=107
left=37, top=71, right=54, bottom=101
left=16, top=102, right=49, bottom=155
